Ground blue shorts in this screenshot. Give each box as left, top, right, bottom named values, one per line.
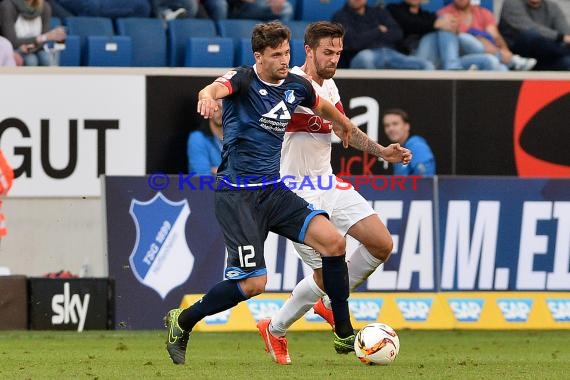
left=214, top=185, right=327, bottom=280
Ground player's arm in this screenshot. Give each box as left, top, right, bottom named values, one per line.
left=197, top=82, right=229, bottom=119
left=345, top=126, right=412, bottom=164
left=312, top=98, right=353, bottom=148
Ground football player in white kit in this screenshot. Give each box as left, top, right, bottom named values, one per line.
left=257, top=21, right=412, bottom=365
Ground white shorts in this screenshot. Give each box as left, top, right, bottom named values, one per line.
left=293, top=181, right=375, bottom=270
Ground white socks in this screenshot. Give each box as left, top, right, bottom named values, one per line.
left=270, top=245, right=382, bottom=335
left=323, top=245, right=382, bottom=309
left=269, top=275, right=325, bottom=337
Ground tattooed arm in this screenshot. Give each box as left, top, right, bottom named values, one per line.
left=335, top=124, right=412, bottom=164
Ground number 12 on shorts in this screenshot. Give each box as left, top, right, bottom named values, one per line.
left=238, top=245, right=256, bottom=268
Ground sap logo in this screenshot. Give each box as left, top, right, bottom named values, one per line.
left=349, top=299, right=383, bottom=321
left=246, top=299, right=285, bottom=322
left=546, top=299, right=570, bottom=322
left=448, top=299, right=483, bottom=322
left=397, top=298, right=433, bottom=321
left=51, top=282, right=90, bottom=332
left=497, top=299, right=533, bottom=322
left=204, top=310, right=232, bottom=325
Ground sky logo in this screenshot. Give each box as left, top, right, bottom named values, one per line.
left=497, top=299, right=533, bottom=322
left=448, top=299, right=484, bottom=322
left=204, top=310, right=231, bottom=325
left=546, top=299, right=570, bottom=322
left=349, top=298, right=383, bottom=321
left=246, top=299, right=285, bottom=322
left=397, top=298, right=433, bottom=321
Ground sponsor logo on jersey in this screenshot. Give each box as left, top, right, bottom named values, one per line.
left=221, top=70, right=237, bottom=80
left=448, top=299, right=484, bottom=322
left=307, top=115, right=323, bottom=132
left=246, top=299, right=285, bottom=322
left=349, top=298, right=383, bottom=321
left=546, top=299, right=570, bottom=322
left=396, top=298, right=433, bottom=321
left=497, top=299, right=533, bottom=322
left=129, top=192, right=194, bottom=299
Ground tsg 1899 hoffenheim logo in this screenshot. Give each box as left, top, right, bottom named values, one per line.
left=129, top=192, right=194, bottom=299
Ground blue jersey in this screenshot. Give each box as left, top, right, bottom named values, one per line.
left=393, top=135, right=436, bottom=176
left=214, top=66, right=318, bottom=186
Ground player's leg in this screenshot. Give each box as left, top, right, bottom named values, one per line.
left=269, top=187, right=354, bottom=353
left=315, top=188, right=391, bottom=320
left=165, top=189, right=268, bottom=364
left=303, top=215, right=355, bottom=353
left=269, top=244, right=326, bottom=337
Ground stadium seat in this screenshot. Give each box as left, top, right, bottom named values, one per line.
left=218, top=19, right=260, bottom=39
left=85, top=36, right=132, bottom=67
left=50, top=16, right=61, bottom=29
left=289, top=38, right=305, bottom=68
left=296, top=0, right=345, bottom=22
left=473, top=0, right=493, bottom=11
left=235, top=38, right=255, bottom=66
left=64, top=17, right=115, bottom=65
left=184, top=37, right=234, bottom=67
left=167, top=18, right=218, bottom=67
left=54, top=36, right=81, bottom=66
left=423, top=0, right=445, bottom=12
left=116, top=17, right=167, bottom=67
left=285, top=20, right=309, bottom=40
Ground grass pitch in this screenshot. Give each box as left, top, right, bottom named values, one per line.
left=0, top=330, right=568, bottom=379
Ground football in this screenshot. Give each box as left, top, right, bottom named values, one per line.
left=354, top=322, right=400, bottom=365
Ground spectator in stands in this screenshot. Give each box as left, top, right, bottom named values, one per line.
left=438, top=0, right=537, bottom=70
left=151, top=0, right=228, bottom=21
left=228, top=0, right=293, bottom=21
left=332, top=0, right=434, bottom=69
left=0, top=36, right=17, bottom=66
left=187, top=99, right=223, bottom=175
left=555, top=0, right=570, bottom=21
left=382, top=108, right=435, bottom=176
left=499, top=0, right=570, bottom=70
left=48, top=0, right=151, bottom=18
left=387, top=0, right=507, bottom=70
left=0, top=0, right=67, bottom=66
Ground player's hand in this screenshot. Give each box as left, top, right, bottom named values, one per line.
left=381, top=143, right=412, bottom=164
left=197, top=98, right=220, bottom=119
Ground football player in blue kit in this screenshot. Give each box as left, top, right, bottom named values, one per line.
left=164, top=21, right=408, bottom=365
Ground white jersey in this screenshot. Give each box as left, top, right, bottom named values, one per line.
left=280, top=66, right=343, bottom=187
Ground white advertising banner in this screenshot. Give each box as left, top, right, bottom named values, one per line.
left=0, top=74, right=145, bottom=197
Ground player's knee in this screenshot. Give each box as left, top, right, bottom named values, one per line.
left=327, top=233, right=346, bottom=256
left=368, top=235, right=393, bottom=262
left=240, top=276, right=266, bottom=297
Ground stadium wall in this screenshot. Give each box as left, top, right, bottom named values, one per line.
left=0, top=68, right=568, bottom=331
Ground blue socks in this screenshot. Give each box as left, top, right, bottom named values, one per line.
left=178, top=280, right=247, bottom=332
left=322, top=255, right=354, bottom=338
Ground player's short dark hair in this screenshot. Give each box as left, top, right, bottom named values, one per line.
left=383, top=108, right=410, bottom=123
left=251, top=21, right=291, bottom=53
left=304, top=21, right=345, bottom=49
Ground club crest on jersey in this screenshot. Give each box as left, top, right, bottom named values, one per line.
left=129, top=192, right=194, bottom=299
left=285, top=90, right=296, bottom=103
left=259, top=89, right=268, bottom=95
